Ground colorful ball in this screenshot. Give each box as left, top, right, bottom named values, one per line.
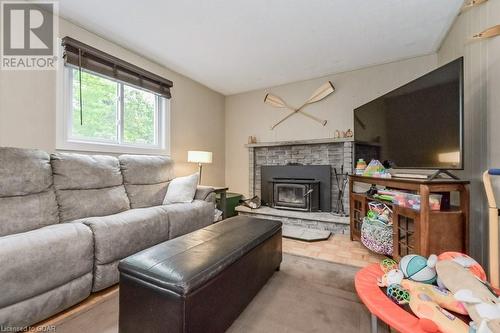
left=438, top=251, right=487, bottom=282
left=399, top=254, right=437, bottom=284
left=386, top=284, right=410, bottom=305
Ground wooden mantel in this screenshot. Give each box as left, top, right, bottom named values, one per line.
left=245, top=137, right=354, bottom=148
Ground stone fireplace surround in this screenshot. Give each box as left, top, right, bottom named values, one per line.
left=237, top=138, right=354, bottom=234
left=249, top=138, right=353, bottom=211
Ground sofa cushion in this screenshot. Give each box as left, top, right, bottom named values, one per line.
left=51, top=153, right=124, bottom=190
left=0, top=273, right=92, bottom=329
left=0, top=147, right=59, bottom=236
left=0, top=191, right=59, bottom=237
left=0, top=272, right=92, bottom=329
left=163, top=173, right=199, bottom=204
left=93, top=261, right=121, bottom=292
left=119, top=155, right=173, bottom=208
left=56, top=186, right=130, bottom=222
left=119, top=155, right=173, bottom=184
left=0, top=147, right=53, bottom=197
left=0, top=223, right=93, bottom=308
left=124, top=183, right=169, bottom=209
left=77, top=206, right=170, bottom=266
left=51, top=152, right=130, bottom=222
left=160, top=200, right=214, bottom=239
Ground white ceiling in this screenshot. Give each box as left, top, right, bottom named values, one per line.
left=58, top=0, right=463, bottom=95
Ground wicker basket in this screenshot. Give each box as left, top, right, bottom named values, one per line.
left=361, top=217, right=393, bottom=256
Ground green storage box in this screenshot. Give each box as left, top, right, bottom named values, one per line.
left=216, top=192, right=243, bottom=218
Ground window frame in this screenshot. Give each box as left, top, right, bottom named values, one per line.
left=56, top=54, right=170, bottom=156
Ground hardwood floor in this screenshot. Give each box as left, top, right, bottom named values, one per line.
left=34, top=286, right=118, bottom=330
left=282, top=234, right=386, bottom=267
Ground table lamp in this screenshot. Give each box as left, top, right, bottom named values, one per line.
left=188, top=151, right=213, bottom=184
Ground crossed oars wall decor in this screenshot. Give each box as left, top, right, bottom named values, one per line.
left=461, top=0, right=500, bottom=42
left=471, top=25, right=500, bottom=42
left=264, top=81, right=335, bottom=130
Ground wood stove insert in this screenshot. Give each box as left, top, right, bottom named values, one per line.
left=261, top=165, right=331, bottom=212
left=269, top=178, right=320, bottom=212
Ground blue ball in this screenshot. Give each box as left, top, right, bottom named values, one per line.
left=398, top=254, right=437, bottom=284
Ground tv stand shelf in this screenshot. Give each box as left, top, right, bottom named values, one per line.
left=349, top=175, right=469, bottom=259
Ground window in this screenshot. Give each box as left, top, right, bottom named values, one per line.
left=57, top=37, right=171, bottom=155
left=69, top=68, right=163, bottom=147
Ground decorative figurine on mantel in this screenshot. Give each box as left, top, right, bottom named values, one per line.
left=334, top=129, right=353, bottom=139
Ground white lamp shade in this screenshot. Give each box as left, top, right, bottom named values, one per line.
left=188, top=151, right=213, bottom=164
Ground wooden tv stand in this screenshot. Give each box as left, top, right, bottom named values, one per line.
left=349, top=175, right=470, bottom=259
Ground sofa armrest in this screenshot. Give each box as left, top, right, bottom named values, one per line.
left=194, top=186, right=216, bottom=203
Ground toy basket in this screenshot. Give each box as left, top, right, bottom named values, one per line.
left=361, top=217, right=393, bottom=255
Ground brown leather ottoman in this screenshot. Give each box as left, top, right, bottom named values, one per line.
left=118, top=216, right=282, bottom=333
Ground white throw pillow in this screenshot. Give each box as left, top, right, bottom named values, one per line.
left=163, top=173, right=199, bottom=204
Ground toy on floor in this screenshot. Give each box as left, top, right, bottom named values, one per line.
left=378, top=269, right=404, bottom=287
left=437, top=251, right=487, bottom=282
left=387, top=283, right=411, bottom=305
left=377, top=257, right=467, bottom=315
left=373, top=253, right=500, bottom=333
left=380, top=258, right=398, bottom=273
left=436, top=260, right=500, bottom=332
left=408, top=290, right=469, bottom=333
left=400, top=279, right=468, bottom=315
left=399, top=254, right=438, bottom=284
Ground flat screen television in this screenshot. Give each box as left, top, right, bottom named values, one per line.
left=354, top=57, right=464, bottom=170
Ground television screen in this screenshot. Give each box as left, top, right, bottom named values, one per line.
left=354, top=57, right=463, bottom=170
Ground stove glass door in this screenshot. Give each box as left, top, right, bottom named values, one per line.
left=273, top=183, right=309, bottom=210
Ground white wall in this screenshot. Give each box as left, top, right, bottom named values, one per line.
left=437, top=0, right=500, bottom=268
left=0, top=17, right=226, bottom=186
left=225, top=54, right=437, bottom=196
left=1, top=6, right=497, bottom=267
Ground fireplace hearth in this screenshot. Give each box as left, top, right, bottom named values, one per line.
left=243, top=139, right=353, bottom=233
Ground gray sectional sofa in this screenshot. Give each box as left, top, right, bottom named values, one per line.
left=0, top=147, right=216, bottom=329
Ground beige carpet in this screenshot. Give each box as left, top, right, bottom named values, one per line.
left=54, top=254, right=388, bottom=333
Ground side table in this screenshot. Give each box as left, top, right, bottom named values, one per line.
left=213, top=187, right=229, bottom=219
